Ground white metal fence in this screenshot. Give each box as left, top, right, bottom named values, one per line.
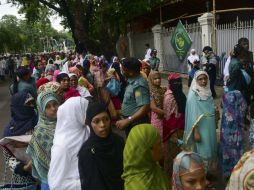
left=216, top=19, right=254, bottom=76
left=162, top=22, right=202, bottom=73
left=129, top=18, right=254, bottom=74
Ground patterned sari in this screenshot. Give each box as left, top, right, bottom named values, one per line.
left=219, top=90, right=247, bottom=178
left=26, top=92, right=60, bottom=183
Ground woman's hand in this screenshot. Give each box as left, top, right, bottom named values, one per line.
left=194, top=126, right=201, bottom=142
left=23, top=160, right=32, bottom=172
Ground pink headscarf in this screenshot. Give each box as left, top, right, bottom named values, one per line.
left=69, top=66, right=82, bottom=77
left=53, top=70, right=60, bottom=82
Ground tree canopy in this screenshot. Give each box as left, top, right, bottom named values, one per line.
left=7, top=0, right=163, bottom=57
left=0, top=14, right=74, bottom=54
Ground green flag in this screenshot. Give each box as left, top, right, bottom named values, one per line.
left=171, top=21, right=192, bottom=62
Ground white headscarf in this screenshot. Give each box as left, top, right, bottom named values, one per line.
left=48, top=97, right=90, bottom=190
left=187, top=49, right=200, bottom=64
left=62, top=61, right=70, bottom=74
left=190, top=70, right=212, bottom=100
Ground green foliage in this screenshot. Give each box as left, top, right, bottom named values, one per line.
left=6, top=0, right=163, bottom=56
left=0, top=14, right=74, bottom=54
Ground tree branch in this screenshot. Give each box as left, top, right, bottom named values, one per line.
left=38, top=0, right=63, bottom=14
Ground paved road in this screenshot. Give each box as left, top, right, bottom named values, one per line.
left=0, top=78, right=12, bottom=183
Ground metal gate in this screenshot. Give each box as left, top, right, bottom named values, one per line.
left=216, top=18, right=254, bottom=76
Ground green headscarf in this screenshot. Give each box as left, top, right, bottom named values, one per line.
left=229, top=57, right=241, bottom=78
left=122, top=124, right=169, bottom=190
left=26, top=91, right=60, bottom=183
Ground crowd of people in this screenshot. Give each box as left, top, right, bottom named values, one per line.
left=0, top=37, right=253, bottom=190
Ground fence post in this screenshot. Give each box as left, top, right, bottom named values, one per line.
left=198, top=13, right=214, bottom=49
left=152, top=24, right=164, bottom=71
left=127, top=32, right=134, bottom=57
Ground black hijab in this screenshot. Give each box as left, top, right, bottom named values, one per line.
left=3, top=92, right=38, bottom=137
left=78, top=101, right=124, bottom=190
left=169, top=76, right=186, bottom=113
left=56, top=73, right=69, bottom=83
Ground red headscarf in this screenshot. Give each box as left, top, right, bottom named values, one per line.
left=36, top=78, right=50, bottom=89
left=64, top=87, right=81, bottom=101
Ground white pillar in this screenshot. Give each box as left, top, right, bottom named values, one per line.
left=127, top=32, right=134, bottom=57
left=198, top=13, right=214, bottom=48
left=152, top=24, right=164, bottom=71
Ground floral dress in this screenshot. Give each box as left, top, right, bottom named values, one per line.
left=219, top=90, right=247, bottom=178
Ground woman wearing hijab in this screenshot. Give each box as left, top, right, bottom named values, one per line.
left=78, top=101, right=124, bottom=190
left=26, top=91, right=60, bottom=189
left=163, top=73, right=186, bottom=174
left=172, top=151, right=206, bottom=190
left=219, top=90, right=247, bottom=179
left=226, top=149, right=254, bottom=190
left=12, top=66, right=37, bottom=98
left=183, top=70, right=217, bottom=171
left=48, top=97, right=90, bottom=190
left=122, top=124, right=169, bottom=190
left=187, top=49, right=200, bottom=72
left=226, top=57, right=249, bottom=101
left=69, top=73, right=91, bottom=98
left=56, top=72, right=80, bottom=101
left=148, top=71, right=166, bottom=138
left=4, top=92, right=37, bottom=137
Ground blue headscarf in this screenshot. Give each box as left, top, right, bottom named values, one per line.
left=3, top=92, right=38, bottom=137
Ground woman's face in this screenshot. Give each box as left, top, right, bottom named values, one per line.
left=37, top=62, right=43, bottom=70
left=152, top=74, right=161, bottom=87
left=70, top=76, right=78, bottom=88
left=91, top=112, right=111, bottom=138
left=180, top=167, right=206, bottom=190
left=196, top=74, right=208, bottom=87
left=60, top=77, right=70, bottom=90
left=45, top=100, right=59, bottom=119
left=151, top=137, right=161, bottom=161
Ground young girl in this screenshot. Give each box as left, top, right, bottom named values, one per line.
left=172, top=151, right=206, bottom=190
left=148, top=71, right=166, bottom=137
left=26, top=91, right=60, bottom=190
left=78, top=101, right=124, bottom=190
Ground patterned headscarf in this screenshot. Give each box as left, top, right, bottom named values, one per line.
left=148, top=71, right=166, bottom=109
left=172, top=151, right=205, bottom=190
left=37, top=81, right=63, bottom=103
left=122, top=124, right=169, bottom=190
left=226, top=149, right=254, bottom=190
left=26, top=91, right=60, bottom=183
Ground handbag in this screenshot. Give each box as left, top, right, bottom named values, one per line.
left=106, top=79, right=121, bottom=96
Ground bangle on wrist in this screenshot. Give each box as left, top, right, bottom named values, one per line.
left=127, top=116, right=132, bottom=123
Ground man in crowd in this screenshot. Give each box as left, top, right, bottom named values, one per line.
left=201, top=46, right=217, bottom=98
left=116, top=57, right=150, bottom=136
